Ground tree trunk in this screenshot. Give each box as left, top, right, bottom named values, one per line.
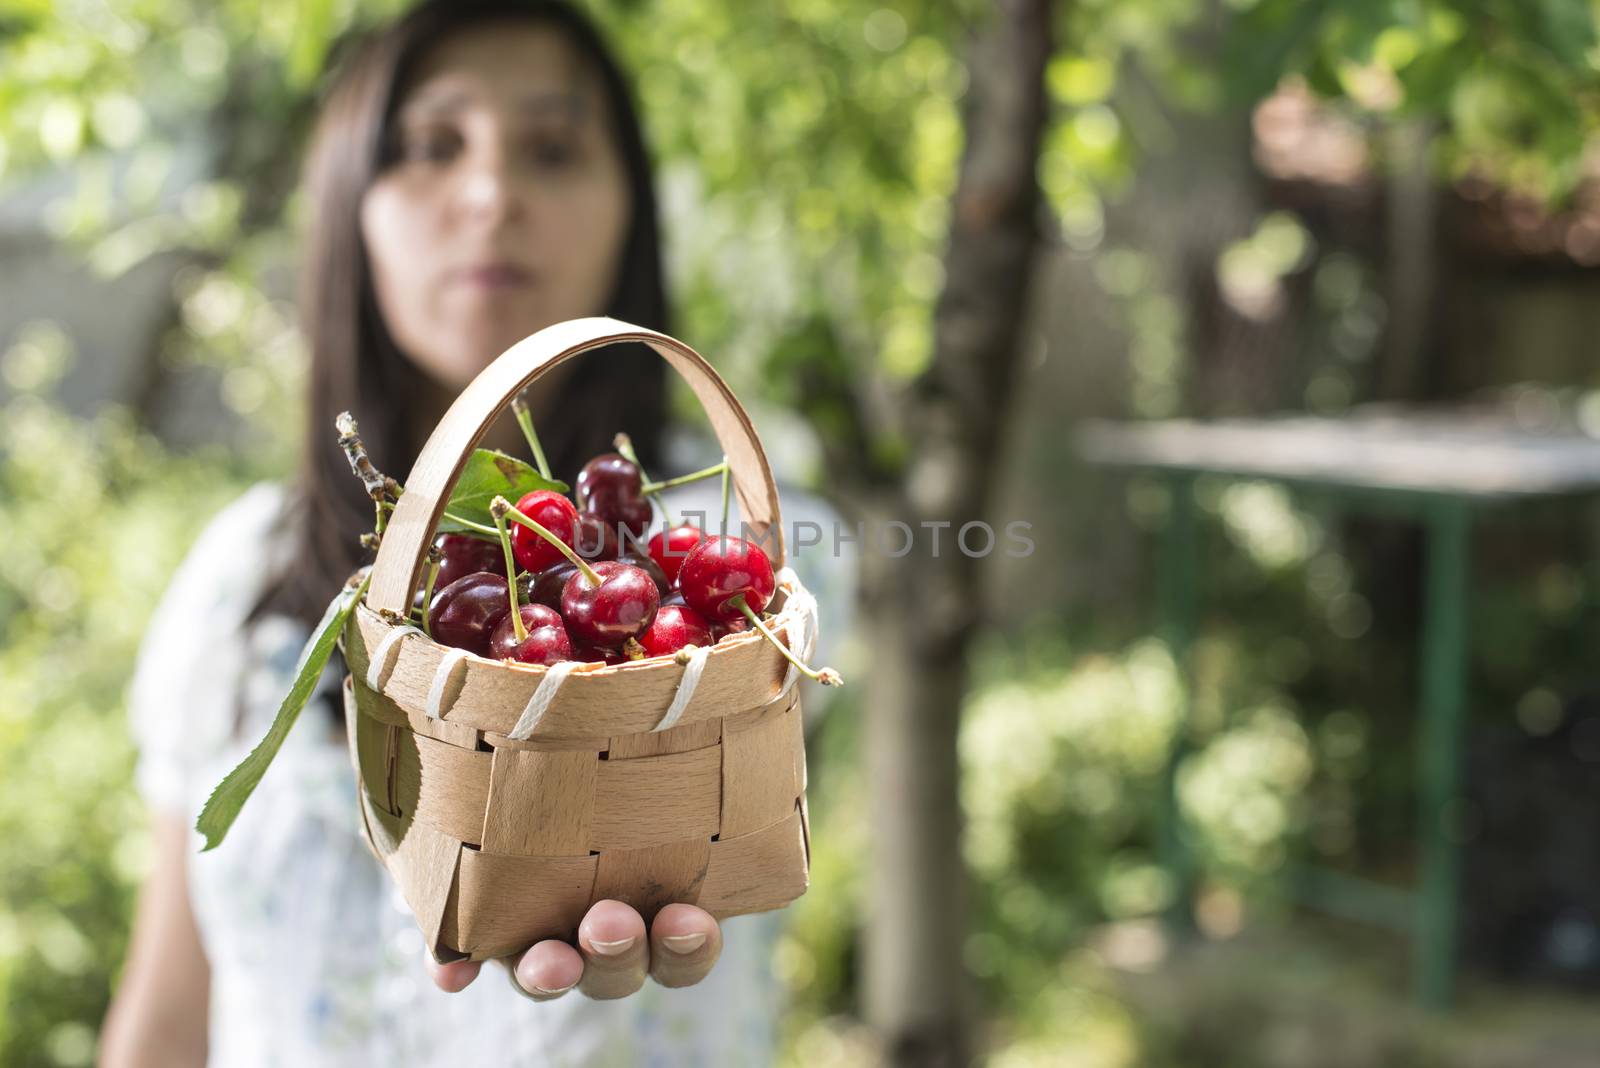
left=861, top=1, right=1052, bottom=1063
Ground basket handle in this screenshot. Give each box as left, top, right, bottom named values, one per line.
left=367, top=317, right=784, bottom=616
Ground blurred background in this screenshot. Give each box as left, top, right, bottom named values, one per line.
left=3, top=0, right=1600, bottom=1065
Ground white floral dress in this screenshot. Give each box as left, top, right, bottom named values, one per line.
left=127, top=481, right=853, bottom=1067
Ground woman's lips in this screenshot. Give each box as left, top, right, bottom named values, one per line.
left=455, top=263, right=534, bottom=289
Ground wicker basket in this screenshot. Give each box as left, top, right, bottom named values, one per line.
left=339, top=318, right=815, bottom=963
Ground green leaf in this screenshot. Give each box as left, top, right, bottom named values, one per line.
left=437, top=448, right=567, bottom=534
left=193, top=569, right=371, bottom=851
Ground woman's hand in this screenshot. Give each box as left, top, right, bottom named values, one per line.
left=423, top=899, right=722, bottom=999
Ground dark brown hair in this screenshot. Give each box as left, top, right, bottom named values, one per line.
left=253, top=0, right=669, bottom=629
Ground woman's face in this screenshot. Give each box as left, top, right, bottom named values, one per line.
left=361, top=23, right=630, bottom=390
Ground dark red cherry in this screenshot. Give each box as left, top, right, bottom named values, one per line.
left=647, top=524, right=707, bottom=585
left=488, top=603, right=573, bottom=665
left=575, top=453, right=653, bottom=537
left=576, top=452, right=641, bottom=505
left=560, top=560, right=660, bottom=646
left=710, top=616, right=752, bottom=643
left=510, top=490, right=579, bottom=573
left=427, top=572, right=511, bottom=656
left=574, top=641, right=629, bottom=666
left=523, top=561, right=579, bottom=611
left=638, top=603, right=714, bottom=659
left=433, top=533, right=505, bottom=590
left=572, top=511, right=622, bottom=561
left=679, top=536, right=776, bottom=623
left=659, top=588, right=687, bottom=608
left=617, top=550, right=670, bottom=595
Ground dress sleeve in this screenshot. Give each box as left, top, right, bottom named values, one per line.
left=125, top=483, right=287, bottom=818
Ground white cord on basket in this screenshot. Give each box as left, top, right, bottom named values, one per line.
left=773, top=567, right=820, bottom=702
left=424, top=647, right=471, bottom=720
left=507, top=660, right=577, bottom=740
left=365, top=625, right=425, bottom=692
left=651, top=644, right=711, bottom=733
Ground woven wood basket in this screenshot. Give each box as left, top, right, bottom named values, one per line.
left=339, top=318, right=815, bottom=963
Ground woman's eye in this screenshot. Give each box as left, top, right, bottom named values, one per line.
left=396, top=127, right=460, bottom=164
left=526, top=135, right=578, bottom=169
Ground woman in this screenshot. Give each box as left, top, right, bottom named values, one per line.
left=100, top=2, right=835, bottom=1063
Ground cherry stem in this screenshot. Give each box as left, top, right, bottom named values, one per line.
left=640, top=460, right=727, bottom=495
left=613, top=432, right=673, bottom=529
left=492, top=495, right=604, bottom=587
left=510, top=394, right=552, bottom=481
left=731, top=595, right=842, bottom=686
left=720, top=455, right=731, bottom=535
left=490, top=501, right=528, bottom=643
left=420, top=546, right=441, bottom=640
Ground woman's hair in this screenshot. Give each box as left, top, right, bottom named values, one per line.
left=253, top=0, right=669, bottom=629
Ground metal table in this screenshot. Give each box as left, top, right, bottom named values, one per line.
left=1079, top=410, right=1600, bottom=1009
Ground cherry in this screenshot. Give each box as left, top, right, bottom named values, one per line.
left=637, top=603, right=714, bottom=659
left=560, top=560, right=660, bottom=647
left=573, top=511, right=623, bottom=561
left=679, top=536, right=842, bottom=686
left=427, top=572, right=511, bottom=656
left=678, top=535, right=777, bottom=622
left=659, top=588, right=687, bottom=608
left=576, top=452, right=653, bottom=537
left=433, top=533, right=505, bottom=590
left=709, top=616, right=751, bottom=643
left=575, top=641, right=629, bottom=666
left=523, top=561, right=579, bottom=611
left=647, top=523, right=707, bottom=585
left=618, top=550, right=670, bottom=595
left=489, top=603, right=573, bottom=665
left=510, top=490, right=579, bottom=573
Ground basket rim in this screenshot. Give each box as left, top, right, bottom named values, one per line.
left=349, top=572, right=812, bottom=681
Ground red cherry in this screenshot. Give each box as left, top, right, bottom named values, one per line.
left=637, top=603, right=714, bottom=658
left=647, top=523, right=707, bottom=585
left=560, top=560, right=660, bottom=646
left=710, top=616, right=752, bottom=643
left=523, top=561, right=579, bottom=611
left=617, top=550, right=670, bottom=595
left=427, top=572, right=511, bottom=656
left=576, top=453, right=653, bottom=537
left=573, top=511, right=623, bottom=561
left=659, top=588, right=687, bottom=608
left=488, top=603, right=573, bottom=664
left=510, top=490, right=578, bottom=573
left=433, top=533, right=505, bottom=590
left=678, top=536, right=776, bottom=622
left=574, top=642, right=629, bottom=666
left=576, top=452, right=641, bottom=504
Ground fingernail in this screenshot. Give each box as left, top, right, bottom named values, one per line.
left=588, top=936, right=637, bottom=956
left=530, top=981, right=576, bottom=996
left=516, top=963, right=575, bottom=997
left=661, top=932, right=708, bottom=954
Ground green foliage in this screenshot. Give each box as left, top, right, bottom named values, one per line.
left=1225, top=0, right=1600, bottom=199
left=193, top=571, right=368, bottom=851
left=0, top=386, right=267, bottom=1065
left=434, top=449, right=567, bottom=532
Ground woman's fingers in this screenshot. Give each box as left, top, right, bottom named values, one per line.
left=647, top=903, right=722, bottom=988
left=510, top=939, right=585, bottom=999
left=575, top=899, right=649, bottom=1000
left=425, top=956, right=482, bottom=992
left=428, top=899, right=721, bottom=998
